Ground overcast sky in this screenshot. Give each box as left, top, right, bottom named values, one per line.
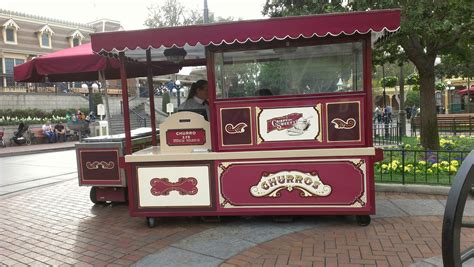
left=3, top=0, right=267, bottom=30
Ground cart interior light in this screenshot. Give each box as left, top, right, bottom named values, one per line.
left=164, top=47, right=187, bottom=64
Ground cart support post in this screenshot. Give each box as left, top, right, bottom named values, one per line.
left=146, top=49, right=157, bottom=146
left=119, top=52, right=132, bottom=155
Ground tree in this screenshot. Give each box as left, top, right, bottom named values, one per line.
left=145, top=0, right=235, bottom=28
left=262, top=0, right=473, bottom=150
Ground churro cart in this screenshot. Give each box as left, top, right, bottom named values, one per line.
left=91, top=9, right=399, bottom=227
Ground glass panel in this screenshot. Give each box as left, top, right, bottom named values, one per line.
left=15, top=59, right=24, bottom=65
left=6, top=28, right=15, bottom=42
left=73, top=38, right=80, bottom=47
left=215, top=41, right=364, bottom=99
left=41, top=33, right=50, bottom=47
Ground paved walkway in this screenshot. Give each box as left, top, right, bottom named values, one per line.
left=0, top=141, right=76, bottom=157
left=0, top=179, right=473, bottom=266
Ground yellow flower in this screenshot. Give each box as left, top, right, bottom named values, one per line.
left=449, top=166, right=457, bottom=173
left=450, top=160, right=459, bottom=167
left=415, top=170, right=422, bottom=174
left=404, top=166, right=412, bottom=173
left=427, top=169, right=433, bottom=174
left=391, top=164, right=398, bottom=171
left=405, top=144, right=411, bottom=149
left=432, top=163, right=439, bottom=169
left=392, top=160, right=400, bottom=165
left=381, top=164, right=388, bottom=170
left=459, top=135, right=466, bottom=138
left=440, top=161, right=449, bottom=167
left=418, top=161, right=426, bottom=165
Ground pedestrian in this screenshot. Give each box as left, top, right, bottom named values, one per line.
left=374, top=106, right=382, bottom=123
left=54, top=123, right=66, bottom=142
left=384, top=105, right=392, bottom=123
left=42, top=121, right=56, bottom=143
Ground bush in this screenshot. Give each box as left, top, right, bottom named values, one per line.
left=380, top=76, right=398, bottom=87
left=0, top=108, right=88, bottom=126
left=406, top=73, right=419, bottom=85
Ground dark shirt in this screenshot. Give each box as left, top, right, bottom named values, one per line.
left=54, top=124, right=65, bottom=132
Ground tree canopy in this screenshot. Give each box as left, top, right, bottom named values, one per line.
left=262, top=0, right=473, bottom=149
left=144, top=0, right=235, bottom=28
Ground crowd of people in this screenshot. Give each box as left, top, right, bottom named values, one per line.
left=373, top=105, right=418, bottom=124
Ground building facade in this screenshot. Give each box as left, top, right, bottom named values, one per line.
left=0, top=9, right=122, bottom=89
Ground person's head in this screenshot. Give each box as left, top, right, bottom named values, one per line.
left=255, top=88, right=273, bottom=96
left=187, top=80, right=208, bottom=101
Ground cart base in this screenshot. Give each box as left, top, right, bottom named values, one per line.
left=90, top=186, right=127, bottom=204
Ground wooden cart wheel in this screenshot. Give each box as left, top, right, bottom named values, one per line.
left=147, top=217, right=156, bottom=228
left=89, top=187, right=104, bottom=204
left=356, top=215, right=371, bottom=226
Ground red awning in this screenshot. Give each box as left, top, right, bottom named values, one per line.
left=91, top=9, right=400, bottom=54
left=457, top=86, right=474, bottom=95
left=14, top=43, right=179, bottom=82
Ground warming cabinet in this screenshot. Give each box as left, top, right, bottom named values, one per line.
left=90, top=9, right=400, bottom=227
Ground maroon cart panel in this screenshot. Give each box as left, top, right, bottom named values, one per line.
left=214, top=96, right=366, bottom=151
left=77, top=145, right=125, bottom=186
left=216, top=158, right=370, bottom=212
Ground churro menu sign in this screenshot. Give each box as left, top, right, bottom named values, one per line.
left=257, top=106, right=321, bottom=142
left=166, top=128, right=206, bottom=146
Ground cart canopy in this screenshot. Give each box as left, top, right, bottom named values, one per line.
left=91, top=9, right=400, bottom=63
left=14, top=43, right=179, bottom=82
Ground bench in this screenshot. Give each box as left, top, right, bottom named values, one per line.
left=411, top=114, right=474, bottom=136
left=28, top=128, right=48, bottom=144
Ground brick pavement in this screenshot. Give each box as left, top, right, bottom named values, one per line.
left=222, top=216, right=474, bottom=267
left=1, top=179, right=473, bottom=266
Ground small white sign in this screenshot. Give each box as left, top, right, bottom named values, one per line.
left=166, top=103, right=174, bottom=114
left=97, top=104, right=105, bottom=116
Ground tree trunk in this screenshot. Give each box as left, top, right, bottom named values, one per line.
left=419, top=67, right=440, bottom=150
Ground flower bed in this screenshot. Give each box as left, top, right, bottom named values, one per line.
left=375, top=136, right=473, bottom=185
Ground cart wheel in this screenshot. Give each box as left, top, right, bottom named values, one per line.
left=26, top=139, right=31, bottom=145
left=356, top=215, right=371, bottom=226
left=89, top=187, right=104, bottom=204
left=147, top=217, right=156, bottom=228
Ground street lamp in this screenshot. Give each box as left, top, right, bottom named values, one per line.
left=445, top=80, right=455, bottom=114
left=175, top=80, right=182, bottom=106
left=82, top=82, right=99, bottom=114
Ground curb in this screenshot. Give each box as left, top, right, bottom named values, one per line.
left=376, top=183, right=451, bottom=195
left=0, top=145, right=76, bottom=158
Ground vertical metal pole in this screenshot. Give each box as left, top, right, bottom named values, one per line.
left=203, top=0, right=209, bottom=23
left=119, top=52, right=132, bottom=155
left=88, top=86, right=93, bottom=114
left=146, top=49, right=157, bottom=146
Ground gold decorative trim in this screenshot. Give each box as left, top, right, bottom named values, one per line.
left=331, top=118, right=356, bottom=129
left=220, top=199, right=229, bottom=207
left=315, top=104, right=322, bottom=142
left=218, top=162, right=231, bottom=172
left=86, top=161, right=115, bottom=170
left=255, top=107, right=263, bottom=144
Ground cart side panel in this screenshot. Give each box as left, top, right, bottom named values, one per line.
left=76, top=142, right=125, bottom=187
left=216, top=157, right=371, bottom=213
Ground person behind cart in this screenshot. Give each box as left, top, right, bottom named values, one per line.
left=178, top=80, right=209, bottom=119
left=54, top=123, right=66, bottom=142
left=42, top=121, right=56, bottom=143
